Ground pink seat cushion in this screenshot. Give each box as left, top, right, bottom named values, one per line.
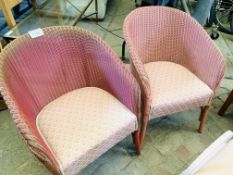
left=144, top=61, right=213, bottom=118
left=36, top=87, right=137, bottom=174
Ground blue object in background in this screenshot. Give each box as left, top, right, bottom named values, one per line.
left=142, top=0, right=177, bottom=7
left=158, top=0, right=177, bottom=6
left=141, top=0, right=215, bottom=26
left=192, top=0, right=215, bottom=26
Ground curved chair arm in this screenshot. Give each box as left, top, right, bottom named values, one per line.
left=0, top=40, right=61, bottom=174
left=0, top=76, right=61, bottom=174
left=123, top=30, right=151, bottom=143
left=83, top=34, right=142, bottom=122
left=182, top=19, right=225, bottom=92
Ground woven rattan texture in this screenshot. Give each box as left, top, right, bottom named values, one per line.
left=123, top=6, right=225, bottom=144
left=0, top=26, right=141, bottom=174
left=37, top=87, right=137, bottom=174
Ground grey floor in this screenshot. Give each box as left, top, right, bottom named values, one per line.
left=0, top=0, right=233, bottom=175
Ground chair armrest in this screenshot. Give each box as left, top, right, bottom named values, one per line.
left=102, top=59, right=141, bottom=121
left=183, top=23, right=225, bottom=92
left=0, top=88, right=60, bottom=174
left=0, top=47, right=60, bottom=174
left=123, top=35, right=152, bottom=143
left=86, top=38, right=141, bottom=122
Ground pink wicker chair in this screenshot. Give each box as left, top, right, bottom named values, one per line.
left=123, top=7, right=225, bottom=144
left=0, top=26, right=141, bottom=175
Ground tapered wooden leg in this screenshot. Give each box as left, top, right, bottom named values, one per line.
left=198, top=106, right=210, bottom=133
left=218, top=90, right=233, bottom=116
left=132, top=131, right=140, bottom=155
left=199, top=107, right=204, bottom=121
left=140, top=104, right=150, bottom=146
left=140, top=120, right=147, bottom=146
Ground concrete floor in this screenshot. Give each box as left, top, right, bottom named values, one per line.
left=0, top=0, right=233, bottom=175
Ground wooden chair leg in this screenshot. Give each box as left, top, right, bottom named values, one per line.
left=140, top=118, right=148, bottom=146
left=198, top=106, right=210, bottom=133
left=132, top=131, right=140, bottom=155
left=199, top=107, right=204, bottom=121
left=218, top=90, right=233, bottom=116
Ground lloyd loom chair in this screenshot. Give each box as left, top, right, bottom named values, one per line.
left=123, top=7, right=225, bottom=144
left=0, top=26, right=141, bottom=175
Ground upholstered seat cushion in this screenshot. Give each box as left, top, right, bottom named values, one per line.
left=144, top=61, right=213, bottom=118
left=195, top=139, right=233, bottom=175
left=36, top=87, right=137, bottom=175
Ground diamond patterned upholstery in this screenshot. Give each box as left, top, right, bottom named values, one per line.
left=144, top=62, right=213, bottom=118
left=36, top=87, right=137, bottom=175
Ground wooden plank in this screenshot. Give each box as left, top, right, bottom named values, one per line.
left=0, top=0, right=22, bottom=28
left=0, top=0, right=22, bottom=9
left=9, top=0, right=22, bottom=8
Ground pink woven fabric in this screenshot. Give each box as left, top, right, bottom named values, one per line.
left=37, top=87, right=137, bottom=174
left=144, top=62, right=213, bottom=118
left=0, top=26, right=141, bottom=174
left=123, top=6, right=225, bottom=144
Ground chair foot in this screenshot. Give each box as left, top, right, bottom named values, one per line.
left=218, top=90, right=233, bottom=116
left=132, top=131, right=140, bottom=155
left=198, top=106, right=210, bottom=133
